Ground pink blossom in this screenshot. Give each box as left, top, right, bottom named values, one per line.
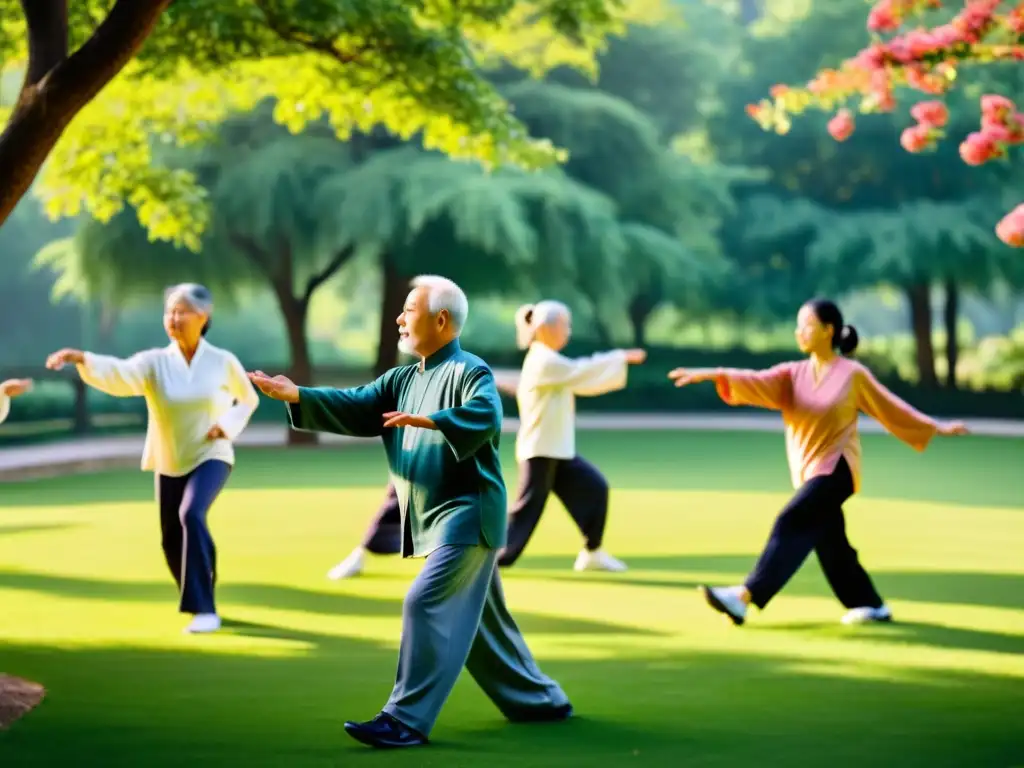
left=867, top=1, right=899, bottom=32
left=828, top=109, right=856, bottom=141
left=981, top=94, right=1015, bottom=120
left=900, top=123, right=933, bottom=152
left=959, top=131, right=1000, bottom=165
left=995, top=204, right=1024, bottom=248
left=910, top=100, right=949, bottom=127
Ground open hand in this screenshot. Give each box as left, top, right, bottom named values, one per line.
left=206, top=425, right=227, bottom=440
left=667, top=367, right=711, bottom=387
left=45, top=348, right=85, bottom=370
left=382, top=411, right=435, bottom=429
left=938, top=420, right=969, bottom=436
left=0, top=378, right=33, bottom=398
left=247, top=370, right=300, bottom=403
left=623, top=349, right=647, bottom=365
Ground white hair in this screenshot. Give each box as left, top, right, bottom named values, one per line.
left=164, top=282, right=214, bottom=315
left=514, top=300, right=571, bottom=349
left=410, top=274, right=469, bottom=334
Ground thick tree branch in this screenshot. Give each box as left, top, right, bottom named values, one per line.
left=0, top=0, right=171, bottom=235
left=252, top=0, right=374, bottom=63
left=20, top=0, right=69, bottom=90
left=303, top=246, right=355, bottom=304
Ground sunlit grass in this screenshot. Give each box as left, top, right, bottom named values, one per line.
left=1, top=430, right=1022, bottom=766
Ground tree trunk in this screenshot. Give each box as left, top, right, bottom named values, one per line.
left=374, top=255, right=408, bottom=376
left=627, top=293, right=657, bottom=347
left=0, top=0, right=171, bottom=229
left=277, top=293, right=317, bottom=446
left=906, top=283, right=937, bottom=388
left=943, top=278, right=959, bottom=390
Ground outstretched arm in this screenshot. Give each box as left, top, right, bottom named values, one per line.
left=288, top=377, right=393, bottom=438
left=671, top=364, right=793, bottom=412
left=855, top=366, right=954, bottom=450
left=75, top=351, right=155, bottom=398
left=428, top=367, right=503, bottom=462
left=531, top=349, right=640, bottom=397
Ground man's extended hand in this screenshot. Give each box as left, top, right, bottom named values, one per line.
left=382, top=412, right=436, bottom=429
left=247, top=371, right=300, bottom=403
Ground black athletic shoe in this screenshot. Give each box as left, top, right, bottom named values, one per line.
left=343, top=713, right=428, bottom=748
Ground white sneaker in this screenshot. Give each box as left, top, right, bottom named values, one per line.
left=573, top=549, right=628, bottom=572
left=700, top=585, right=748, bottom=626
left=327, top=549, right=365, bottom=580
left=184, top=613, right=221, bottom=634
left=841, top=605, right=893, bottom=625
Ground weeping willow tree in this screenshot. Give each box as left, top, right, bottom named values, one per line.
left=34, top=106, right=640, bottom=443
left=311, top=144, right=632, bottom=372
left=740, top=192, right=1019, bottom=387
left=497, top=79, right=738, bottom=344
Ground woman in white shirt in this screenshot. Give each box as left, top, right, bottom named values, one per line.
left=497, top=300, right=646, bottom=572
left=0, top=378, right=34, bottom=425
left=45, top=283, right=260, bottom=634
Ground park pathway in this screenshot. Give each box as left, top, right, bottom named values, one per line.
left=0, top=412, right=1021, bottom=482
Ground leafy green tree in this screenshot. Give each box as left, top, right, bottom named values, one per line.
left=500, top=79, right=736, bottom=344
left=0, top=0, right=656, bottom=242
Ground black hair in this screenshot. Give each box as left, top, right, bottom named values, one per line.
left=806, top=298, right=859, bottom=355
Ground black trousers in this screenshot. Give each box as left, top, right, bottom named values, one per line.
left=744, top=457, right=885, bottom=610
left=361, top=483, right=403, bottom=555
left=157, top=459, right=232, bottom=615
left=498, top=456, right=609, bottom=568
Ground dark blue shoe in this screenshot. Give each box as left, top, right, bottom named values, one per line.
left=343, top=713, right=428, bottom=748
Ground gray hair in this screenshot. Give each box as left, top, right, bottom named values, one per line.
left=165, top=283, right=214, bottom=315
left=515, top=300, right=571, bottom=349
left=164, top=283, right=214, bottom=335
left=410, top=274, right=468, bottom=334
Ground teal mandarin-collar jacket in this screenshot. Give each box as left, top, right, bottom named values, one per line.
left=286, top=339, right=508, bottom=557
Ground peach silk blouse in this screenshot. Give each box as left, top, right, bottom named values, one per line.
left=714, top=356, right=939, bottom=493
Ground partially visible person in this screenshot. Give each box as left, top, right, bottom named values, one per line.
left=0, top=378, right=34, bottom=425
left=325, top=483, right=402, bottom=580
left=669, top=298, right=968, bottom=626
left=45, top=283, right=259, bottom=634
left=497, top=300, right=645, bottom=571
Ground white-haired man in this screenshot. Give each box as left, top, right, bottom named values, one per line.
left=249, top=275, right=572, bottom=749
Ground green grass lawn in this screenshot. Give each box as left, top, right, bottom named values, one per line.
left=1, top=430, right=1022, bottom=767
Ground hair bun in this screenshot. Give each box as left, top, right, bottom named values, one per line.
left=837, top=324, right=859, bottom=355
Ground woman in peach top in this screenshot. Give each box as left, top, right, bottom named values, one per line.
left=668, top=299, right=967, bottom=626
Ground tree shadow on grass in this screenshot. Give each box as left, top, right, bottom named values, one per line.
left=0, top=569, right=664, bottom=637
left=512, top=554, right=1024, bottom=611
left=0, top=620, right=1019, bottom=768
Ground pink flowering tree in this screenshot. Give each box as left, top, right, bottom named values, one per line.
left=746, top=0, right=1024, bottom=247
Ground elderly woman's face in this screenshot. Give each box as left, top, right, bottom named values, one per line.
left=537, top=314, right=571, bottom=351
left=163, top=298, right=207, bottom=343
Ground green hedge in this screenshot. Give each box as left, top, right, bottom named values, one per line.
left=1, top=346, right=1020, bottom=446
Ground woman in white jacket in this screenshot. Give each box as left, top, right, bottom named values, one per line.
left=498, top=300, right=646, bottom=571
left=45, top=283, right=260, bottom=634
left=0, top=378, right=33, bottom=425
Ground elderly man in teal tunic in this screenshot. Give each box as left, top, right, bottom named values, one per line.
left=249, top=274, right=572, bottom=748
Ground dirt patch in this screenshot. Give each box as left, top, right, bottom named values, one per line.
left=0, top=675, right=45, bottom=730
